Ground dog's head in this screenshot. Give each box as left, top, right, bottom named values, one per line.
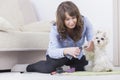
left=93, top=30, right=108, bottom=48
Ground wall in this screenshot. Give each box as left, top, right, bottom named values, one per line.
left=31, top=0, right=113, bottom=60
left=113, top=0, right=120, bottom=66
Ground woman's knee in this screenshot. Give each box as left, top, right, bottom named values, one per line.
left=26, top=64, right=34, bottom=72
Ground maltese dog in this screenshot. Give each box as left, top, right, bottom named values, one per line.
left=84, top=30, right=114, bottom=72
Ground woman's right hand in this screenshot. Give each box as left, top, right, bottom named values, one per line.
left=63, top=47, right=80, bottom=58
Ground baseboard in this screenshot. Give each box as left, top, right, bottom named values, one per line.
left=0, top=69, right=11, bottom=73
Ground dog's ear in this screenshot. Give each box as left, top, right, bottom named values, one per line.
left=102, top=32, right=106, bottom=37
left=103, top=32, right=109, bottom=45
left=96, top=30, right=102, bottom=34
left=97, top=30, right=100, bottom=33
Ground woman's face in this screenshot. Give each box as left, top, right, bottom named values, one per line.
left=64, top=12, right=77, bottom=29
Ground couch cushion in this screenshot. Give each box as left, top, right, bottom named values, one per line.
left=20, top=21, right=52, bottom=32
left=0, top=0, right=37, bottom=26
left=0, top=17, right=19, bottom=32
left=0, top=32, right=49, bottom=51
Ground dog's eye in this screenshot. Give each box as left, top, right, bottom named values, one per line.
left=101, top=38, right=104, bottom=40
left=96, top=37, right=98, bottom=39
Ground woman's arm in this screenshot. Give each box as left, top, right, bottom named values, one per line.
left=84, top=17, right=94, bottom=51
left=63, top=47, right=81, bottom=58
left=47, top=26, right=81, bottom=59
left=46, top=26, right=65, bottom=59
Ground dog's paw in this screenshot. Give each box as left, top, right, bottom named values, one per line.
left=104, top=66, right=114, bottom=72
left=92, top=66, right=104, bottom=72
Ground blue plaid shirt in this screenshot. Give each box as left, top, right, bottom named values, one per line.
left=46, top=16, right=93, bottom=60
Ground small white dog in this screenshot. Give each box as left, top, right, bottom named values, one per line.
left=84, top=30, right=113, bottom=72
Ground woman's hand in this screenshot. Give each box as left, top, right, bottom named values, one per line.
left=63, top=47, right=81, bottom=58
left=85, top=41, right=94, bottom=52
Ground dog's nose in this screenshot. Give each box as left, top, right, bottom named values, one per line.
left=97, top=40, right=100, bottom=43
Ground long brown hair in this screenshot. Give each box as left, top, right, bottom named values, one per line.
left=56, top=1, right=84, bottom=42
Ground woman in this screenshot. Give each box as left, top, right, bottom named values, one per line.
left=27, top=1, right=94, bottom=73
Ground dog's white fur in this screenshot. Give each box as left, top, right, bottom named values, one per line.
left=84, top=30, right=113, bottom=72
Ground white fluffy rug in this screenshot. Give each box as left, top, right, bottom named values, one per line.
left=7, top=64, right=120, bottom=80
left=0, top=72, right=120, bottom=80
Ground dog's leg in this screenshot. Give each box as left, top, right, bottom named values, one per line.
left=84, top=61, right=93, bottom=71
left=104, top=63, right=114, bottom=72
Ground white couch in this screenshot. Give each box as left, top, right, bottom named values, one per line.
left=0, top=20, right=52, bottom=51
left=0, top=0, right=53, bottom=69
left=0, top=0, right=52, bottom=51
